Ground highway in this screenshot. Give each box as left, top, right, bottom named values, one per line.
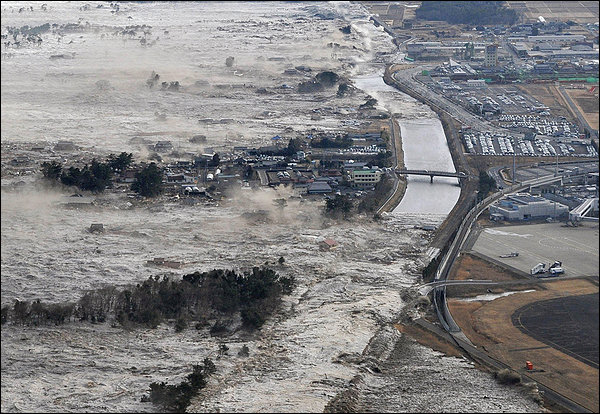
left=429, top=171, right=593, bottom=412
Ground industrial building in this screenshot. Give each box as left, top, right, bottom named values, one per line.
left=489, top=193, right=569, bottom=221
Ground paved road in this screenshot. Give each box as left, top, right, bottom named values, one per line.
left=377, top=118, right=404, bottom=214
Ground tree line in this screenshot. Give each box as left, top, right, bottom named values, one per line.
left=478, top=170, right=497, bottom=201
left=41, top=152, right=164, bottom=197
left=1, top=266, right=295, bottom=333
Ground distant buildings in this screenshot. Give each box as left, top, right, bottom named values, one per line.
left=527, top=34, right=586, bottom=43
left=54, top=141, right=76, bottom=151
left=154, top=141, right=173, bottom=153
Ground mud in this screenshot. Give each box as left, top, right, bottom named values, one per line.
left=2, top=2, right=543, bottom=413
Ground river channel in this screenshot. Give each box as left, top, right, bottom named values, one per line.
left=352, top=73, right=461, bottom=219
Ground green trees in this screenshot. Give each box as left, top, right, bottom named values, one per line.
left=143, top=359, right=216, bottom=412
left=284, top=138, right=302, bottom=156
left=58, top=159, right=113, bottom=193
left=82, top=159, right=113, bottom=192
left=210, top=153, right=220, bottom=167
left=372, top=150, right=393, bottom=168
left=131, top=162, right=163, bottom=197
left=2, top=267, right=295, bottom=333
left=41, top=161, right=62, bottom=180
left=107, top=152, right=133, bottom=173
left=478, top=170, right=497, bottom=201
left=357, top=175, right=393, bottom=214
left=40, top=153, right=130, bottom=192
left=325, top=194, right=354, bottom=219
left=310, top=136, right=353, bottom=149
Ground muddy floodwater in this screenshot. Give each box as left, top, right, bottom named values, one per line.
left=351, top=73, right=461, bottom=222
left=2, top=2, right=541, bottom=413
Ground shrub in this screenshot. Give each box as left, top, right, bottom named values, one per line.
left=174, top=317, right=187, bottom=332
left=142, top=359, right=216, bottom=412
left=495, top=368, right=521, bottom=385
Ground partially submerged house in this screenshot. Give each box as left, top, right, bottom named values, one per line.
left=319, top=239, right=339, bottom=251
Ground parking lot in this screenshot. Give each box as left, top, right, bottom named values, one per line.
left=461, top=130, right=598, bottom=157
left=471, top=222, right=600, bottom=277
left=497, top=114, right=580, bottom=138
left=453, top=85, right=551, bottom=116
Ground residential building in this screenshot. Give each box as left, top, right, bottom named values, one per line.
left=307, top=181, right=332, bottom=194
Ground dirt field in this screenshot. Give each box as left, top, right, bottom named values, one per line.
left=447, top=253, right=599, bottom=412
left=448, top=252, right=526, bottom=283
left=516, top=84, right=577, bottom=123
left=564, top=88, right=600, bottom=131
left=506, top=1, right=600, bottom=24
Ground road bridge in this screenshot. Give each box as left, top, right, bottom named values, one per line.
left=395, top=168, right=468, bottom=183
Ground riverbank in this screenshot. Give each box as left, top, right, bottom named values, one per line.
left=382, top=63, right=598, bottom=413
left=377, top=118, right=407, bottom=214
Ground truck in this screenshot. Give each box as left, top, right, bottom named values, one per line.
left=548, top=261, right=563, bottom=276
left=500, top=252, right=519, bottom=258
left=530, top=263, right=546, bottom=275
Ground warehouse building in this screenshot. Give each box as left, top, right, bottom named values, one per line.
left=489, top=193, right=569, bottom=221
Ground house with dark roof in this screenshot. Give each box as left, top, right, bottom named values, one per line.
left=307, top=181, right=332, bottom=194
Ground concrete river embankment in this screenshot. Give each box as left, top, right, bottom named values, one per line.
left=352, top=72, right=461, bottom=221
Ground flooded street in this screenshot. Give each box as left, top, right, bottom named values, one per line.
left=2, top=2, right=541, bottom=413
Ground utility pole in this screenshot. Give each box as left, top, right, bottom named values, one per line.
left=553, top=185, right=557, bottom=218
left=512, top=136, right=516, bottom=185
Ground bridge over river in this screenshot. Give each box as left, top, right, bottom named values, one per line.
left=395, top=168, right=468, bottom=183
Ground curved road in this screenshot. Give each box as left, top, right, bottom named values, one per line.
left=431, top=171, right=593, bottom=413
